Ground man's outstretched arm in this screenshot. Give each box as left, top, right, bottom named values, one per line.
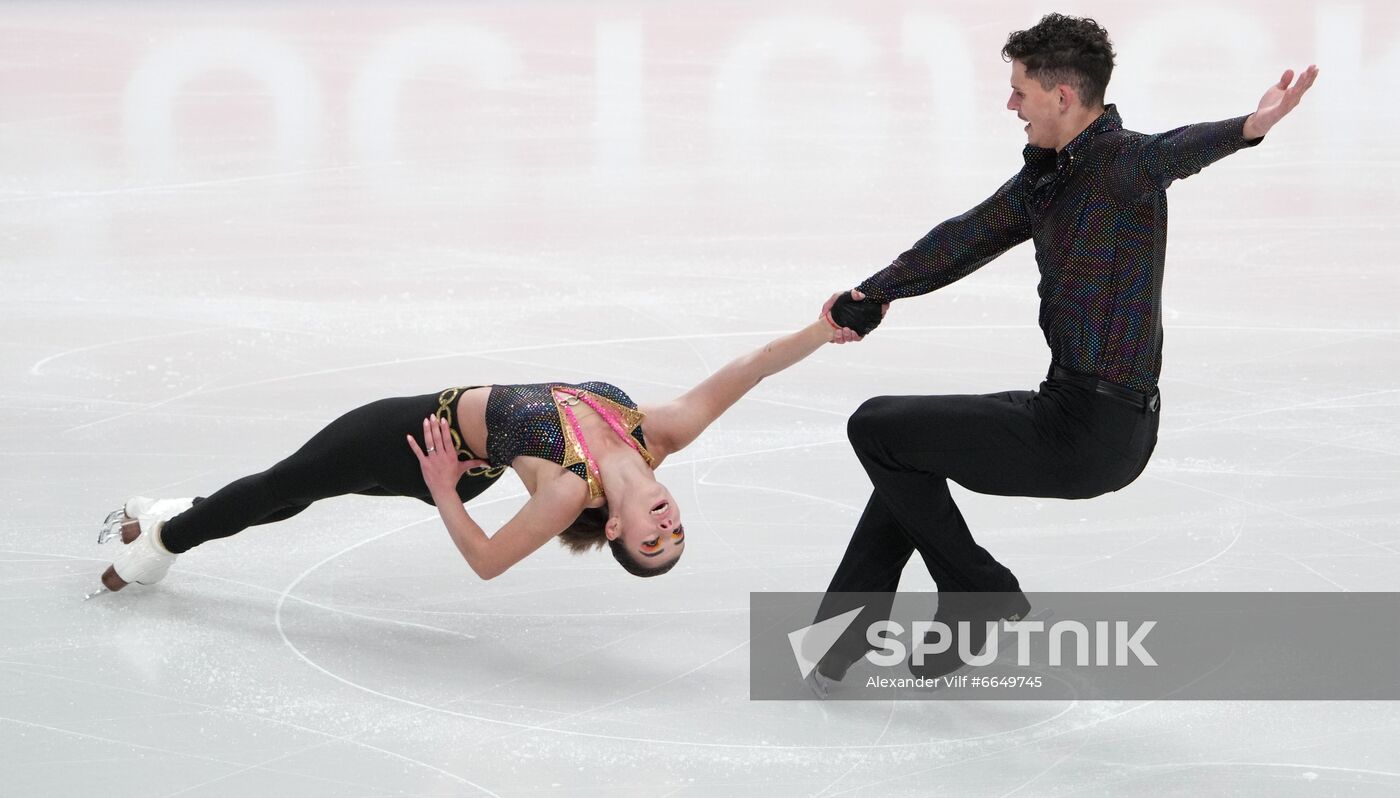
left=823, top=174, right=1033, bottom=342
left=1112, top=64, right=1319, bottom=199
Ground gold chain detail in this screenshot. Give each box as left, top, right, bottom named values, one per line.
left=435, top=387, right=505, bottom=479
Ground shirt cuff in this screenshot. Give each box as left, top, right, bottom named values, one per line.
left=1237, top=113, right=1265, bottom=147
left=854, top=279, right=891, bottom=305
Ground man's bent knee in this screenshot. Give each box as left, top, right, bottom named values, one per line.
left=847, top=395, right=908, bottom=448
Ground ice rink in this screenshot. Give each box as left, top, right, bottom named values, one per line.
left=3, top=1, right=1398, bottom=795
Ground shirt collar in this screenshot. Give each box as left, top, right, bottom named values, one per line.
left=1022, top=104, right=1122, bottom=168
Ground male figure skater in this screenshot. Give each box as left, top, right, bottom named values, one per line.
left=810, top=13, right=1318, bottom=690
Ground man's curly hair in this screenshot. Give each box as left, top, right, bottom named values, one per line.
left=1002, top=13, right=1116, bottom=108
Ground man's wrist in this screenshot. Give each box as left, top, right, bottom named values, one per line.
left=854, top=284, right=884, bottom=305
left=1242, top=113, right=1267, bottom=141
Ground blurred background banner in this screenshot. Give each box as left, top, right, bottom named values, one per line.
left=3, top=1, right=1392, bottom=259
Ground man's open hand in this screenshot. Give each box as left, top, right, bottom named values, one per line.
left=1242, top=65, right=1318, bottom=140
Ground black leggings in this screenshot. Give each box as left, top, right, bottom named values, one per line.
left=160, top=392, right=501, bottom=554
left=813, top=373, right=1159, bottom=675
left=826, top=372, right=1160, bottom=594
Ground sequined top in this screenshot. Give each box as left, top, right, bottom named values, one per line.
left=856, top=105, right=1262, bottom=393
left=484, top=381, right=652, bottom=499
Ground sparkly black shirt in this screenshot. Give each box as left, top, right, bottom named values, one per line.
left=856, top=105, right=1263, bottom=392
left=484, top=381, right=649, bottom=491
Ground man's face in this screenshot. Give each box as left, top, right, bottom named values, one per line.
left=1006, top=60, right=1062, bottom=149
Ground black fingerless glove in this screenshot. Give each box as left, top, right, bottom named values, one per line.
left=829, top=293, right=884, bottom=336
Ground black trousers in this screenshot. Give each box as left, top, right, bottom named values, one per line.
left=814, top=370, right=1159, bottom=672
left=160, top=393, right=501, bottom=554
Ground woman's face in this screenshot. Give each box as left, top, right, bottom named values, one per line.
left=607, top=483, right=684, bottom=568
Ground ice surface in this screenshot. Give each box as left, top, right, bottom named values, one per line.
left=2, top=2, right=1397, bottom=795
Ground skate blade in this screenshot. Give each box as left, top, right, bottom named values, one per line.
left=97, top=508, right=126, bottom=544
left=1021, top=608, right=1054, bottom=625
left=98, top=519, right=142, bottom=546
left=803, top=668, right=837, bottom=699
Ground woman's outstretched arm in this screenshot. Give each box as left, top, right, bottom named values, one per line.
left=645, top=318, right=836, bottom=458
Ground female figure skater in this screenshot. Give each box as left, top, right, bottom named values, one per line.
left=96, top=317, right=838, bottom=593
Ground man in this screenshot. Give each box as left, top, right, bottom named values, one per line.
left=809, top=13, right=1317, bottom=692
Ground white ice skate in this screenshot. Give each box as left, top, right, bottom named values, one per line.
left=96, top=496, right=193, bottom=593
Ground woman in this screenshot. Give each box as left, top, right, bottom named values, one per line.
left=96, top=317, right=838, bottom=592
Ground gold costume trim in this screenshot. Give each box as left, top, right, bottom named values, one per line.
left=551, top=386, right=653, bottom=500
left=435, top=387, right=506, bottom=479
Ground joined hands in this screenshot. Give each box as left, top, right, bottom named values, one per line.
left=823, top=289, right=889, bottom=344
